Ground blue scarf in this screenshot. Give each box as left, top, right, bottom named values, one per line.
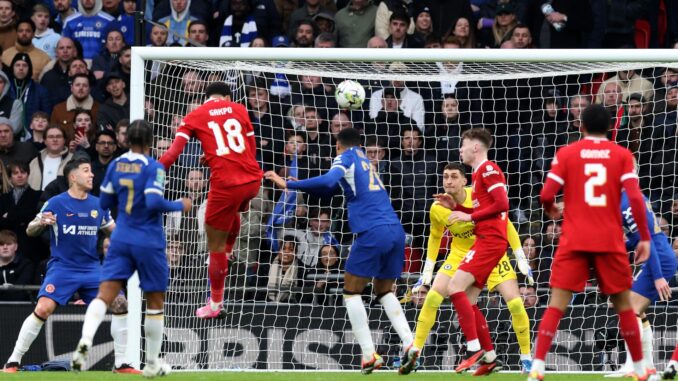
left=219, top=15, right=257, bottom=47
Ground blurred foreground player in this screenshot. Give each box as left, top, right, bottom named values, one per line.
left=160, top=82, right=263, bottom=319
left=265, top=128, right=414, bottom=374
left=71, top=121, right=191, bottom=377
left=530, top=104, right=653, bottom=381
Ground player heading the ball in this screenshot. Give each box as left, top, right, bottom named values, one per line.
left=265, top=128, right=414, bottom=375
left=529, top=104, right=653, bottom=381
left=160, top=82, right=263, bottom=319
left=71, top=121, right=192, bottom=377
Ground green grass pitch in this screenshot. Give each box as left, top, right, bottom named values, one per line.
left=0, top=372, right=609, bottom=380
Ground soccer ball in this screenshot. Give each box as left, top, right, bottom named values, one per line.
left=335, top=80, right=366, bottom=110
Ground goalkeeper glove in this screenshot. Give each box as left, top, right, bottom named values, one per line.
left=413, top=259, right=436, bottom=293
left=513, top=248, right=535, bottom=286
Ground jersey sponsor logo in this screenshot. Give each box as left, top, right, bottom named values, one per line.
left=208, top=107, right=233, bottom=116
left=62, top=224, right=98, bottom=236
left=482, top=170, right=499, bottom=178
left=580, top=149, right=610, bottom=159
left=73, top=30, right=102, bottom=38
left=63, top=225, right=76, bottom=235
left=90, top=210, right=98, bottom=218
left=45, top=284, right=55, bottom=293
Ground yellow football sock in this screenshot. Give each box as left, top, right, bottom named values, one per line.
left=413, top=289, right=444, bottom=349
left=507, top=297, right=531, bottom=355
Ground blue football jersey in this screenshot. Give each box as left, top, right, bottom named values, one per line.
left=621, top=192, right=674, bottom=261
left=62, top=12, right=113, bottom=59
left=40, top=192, right=113, bottom=270
left=100, top=152, right=168, bottom=249
left=332, top=147, right=401, bottom=233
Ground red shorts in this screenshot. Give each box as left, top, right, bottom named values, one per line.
left=549, top=249, right=632, bottom=295
left=458, top=240, right=507, bottom=289
left=205, top=180, right=260, bottom=232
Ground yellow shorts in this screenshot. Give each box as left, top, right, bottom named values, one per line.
left=438, top=249, right=517, bottom=292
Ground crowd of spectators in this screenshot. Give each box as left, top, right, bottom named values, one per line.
left=0, top=0, right=677, bottom=306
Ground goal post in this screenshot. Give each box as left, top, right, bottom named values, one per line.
left=127, top=47, right=678, bottom=372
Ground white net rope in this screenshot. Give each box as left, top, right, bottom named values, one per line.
left=142, top=58, right=678, bottom=371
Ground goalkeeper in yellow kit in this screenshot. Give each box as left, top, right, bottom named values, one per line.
left=400, top=163, right=534, bottom=375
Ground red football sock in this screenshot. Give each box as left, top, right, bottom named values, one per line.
left=534, top=307, right=564, bottom=361
left=472, top=305, right=494, bottom=352
left=672, top=344, right=678, bottom=362
left=450, top=292, right=478, bottom=342
left=224, top=216, right=240, bottom=255
left=208, top=251, right=228, bottom=304
left=618, top=308, right=643, bottom=362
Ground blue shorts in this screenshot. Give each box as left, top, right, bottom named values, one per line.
left=346, top=224, right=405, bottom=280
left=38, top=261, right=99, bottom=305
left=632, top=251, right=677, bottom=302
left=102, top=240, right=169, bottom=292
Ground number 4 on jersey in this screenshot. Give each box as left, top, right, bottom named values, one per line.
left=208, top=119, right=246, bottom=156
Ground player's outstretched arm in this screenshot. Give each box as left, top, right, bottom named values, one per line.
left=26, top=212, right=55, bottom=237
left=468, top=184, right=509, bottom=222
left=422, top=205, right=446, bottom=286
left=622, top=178, right=651, bottom=264
left=281, top=167, right=344, bottom=193
left=146, top=193, right=191, bottom=214
left=158, top=135, right=189, bottom=170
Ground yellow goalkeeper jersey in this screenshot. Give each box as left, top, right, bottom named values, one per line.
left=427, top=187, right=522, bottom=263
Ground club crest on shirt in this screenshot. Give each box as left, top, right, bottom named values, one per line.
left=91, top=210, right=98, bottom=218
left=45, top=284, right=55, bottom=293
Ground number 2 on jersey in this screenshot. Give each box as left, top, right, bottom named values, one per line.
left=208, top=119, right=245, bottom=156
left=361, top=161, right=385, bottom=191
left=584, top=163, right=607, bottom=207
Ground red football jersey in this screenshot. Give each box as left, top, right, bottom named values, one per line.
left=471, top=160, right=508, bottom=241
left=177, top=99, right=263, bottom=188
left=547, top=136, right=636, bottom=253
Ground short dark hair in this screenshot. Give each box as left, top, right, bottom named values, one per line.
left=0, top=229, right=18, bottom=245
left=336, top=128, right=362, bottom=147
left=30, top=111, right=49, bottom=122
left=287, top=130, right=306, bottom=142
left=7, top=161, right=29, bottom=175
left=95, top=129, right=116, bottom=143
left=581, top=104, right=611, bottom=135
left=363, top=136, right=384, bottom=148
left=390, top=9, right=410, bottom=25
left=401, top=124, right=420, bottom=137
left=64, top=157, right=91, bottom=180
left=127, top=119, right=154, bottom=148
left=45, top=125, right=66, bottom=139
left=188, top=20, right=208, bottom=31
left=115, top=119, right=130, bottom=133
left=205, top=81, right=232, bottom=98
left=461, top=128, right=493, bottom=148
left=444, top=162, right=466, bottom=177
left=16, top=19, right=35, bottom=32
left=280, top=235, right=298, bottom=252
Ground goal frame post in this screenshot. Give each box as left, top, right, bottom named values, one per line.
left=127, top=46, right=678, bottom=369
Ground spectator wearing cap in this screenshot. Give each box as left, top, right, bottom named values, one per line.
left=272, top=34, right=289, bottom=47
left=291, top=19, right=315, bottom=47
left=286, top=0, right=333, bottom=39
left=106, top=0, right=137, bottom=45
left=2, top=20, right=51, bottom=81
left=412, top=6, right=433, bottom=42
left=386, top=10, right=424, bottom=48
left=0, top=72, right=24, bottom=135
left=31, top=4, right=61, bottom=59
left=313, top=12, right=335, bottom=35
left=50, top=73, right=100, bottom=139
left=419, top=0, right=471, bottom=41
left=61, top=0, right=114, bottom=59
left=217, top=0, right=259, bottom=47
left=92, top=29, right=125, bottom=80
left=0, top=0, right=17, bottom=51
left=477, top=1, right=517, bottom=48
left=97, top=72, right=129, bottom=130
left=314, top=32, right=336, bottom=48
left=334, top=0, right=377, bottom=48
left=0, top=118, right=38, bottom=167
left=8, top=53, right=52, bottom=131
left=596, top=70, right=655, bottom=105
left=374, top=0, right=414, bottom=40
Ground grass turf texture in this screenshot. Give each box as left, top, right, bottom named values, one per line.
left=0, top=372, right=611, bottom=380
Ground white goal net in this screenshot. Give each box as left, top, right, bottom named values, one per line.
left=130, top=48, right=678, bottom=372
